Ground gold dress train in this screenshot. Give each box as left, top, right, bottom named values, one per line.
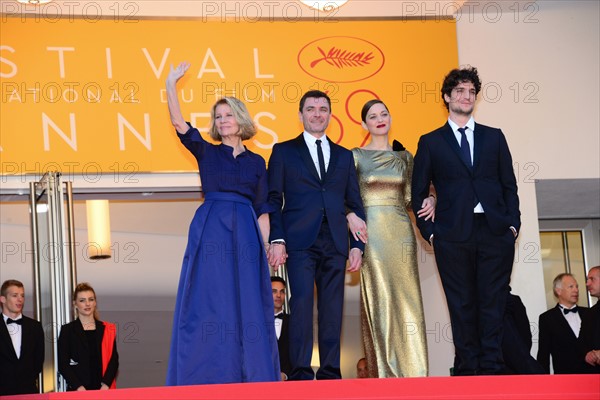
left=352, top=148, right=429, bottom=378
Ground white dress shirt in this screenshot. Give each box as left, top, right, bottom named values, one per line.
left=303, top=131, right=330, bottom=179
left=274, top=311, right=283, bottom=339
left=447, top=117, right=484, bottom=213
left=559, top=304, right=582, bottom=338
left=3, top=313, right=23, bottom=358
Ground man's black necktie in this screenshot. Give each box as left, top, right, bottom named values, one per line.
left=458, top=127, right=472, bottom=167
left=274, top=314, right=284, bottom=320
left=315, top=139, right=326, bottom=182
left=459, top=127, right=479, bottom=207
left=563, top=306, right=578, bottom=315
left=6, top=318, right=22, bottom=325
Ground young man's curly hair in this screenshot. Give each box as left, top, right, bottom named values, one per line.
left=441, top=66, right=482, bottom=110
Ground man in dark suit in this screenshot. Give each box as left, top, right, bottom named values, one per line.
left=537, top=273, right=592, bottom=374
left=502, top=289, right=544, bottom=374
left=581, top=266, right=600, bottom=372
left=271, top=276, right=291, bottom=380
left=267, top=90, right=366, bottom=380
left=0, top=279, right=45, bottom=395
left=412, top=66, right=520, bottom=375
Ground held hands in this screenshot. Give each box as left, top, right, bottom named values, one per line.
left=347, top=248, right=362, bottom=272
left=416, top=195, right=436, bottom=221
left=268, top=243, right=288, bottom=270
left=347, top=212, right=368, bottom=243
left=166, top=61, right=191, bottom=87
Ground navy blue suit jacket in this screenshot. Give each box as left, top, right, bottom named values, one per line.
left=268, top=134, right=365, bottom=255
left=412, top=122, right=520, bottom=242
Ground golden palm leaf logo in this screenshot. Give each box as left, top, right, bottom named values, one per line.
left=310, top=47, right=375, bottom=69
left=298, top=37, right=385, bottom=83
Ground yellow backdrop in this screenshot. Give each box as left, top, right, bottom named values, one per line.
left=0, top=18, right=457, bottom=174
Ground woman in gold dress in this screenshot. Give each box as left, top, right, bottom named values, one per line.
left=350, top=100, right=434, bottom=378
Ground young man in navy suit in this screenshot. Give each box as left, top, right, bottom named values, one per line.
left=412, top=67, right=520, bottom=375
left=0, top=279, right=45, bottom=395
left=267, top=90, right=366, bottom=380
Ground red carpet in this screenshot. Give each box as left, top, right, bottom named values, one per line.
left=5, top=375, right=599, bottom=400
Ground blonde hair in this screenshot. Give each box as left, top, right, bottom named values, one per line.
left=208, top=97, right=256, bottom=141
left=73, top=282, right=100, bottom=320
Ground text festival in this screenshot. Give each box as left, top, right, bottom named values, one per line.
left=0, top=46, right=308, bottom=152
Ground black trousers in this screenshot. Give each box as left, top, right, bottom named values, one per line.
left=435, top=214, right=515, bottom=375
left=286, top=221, right=347, bottom=380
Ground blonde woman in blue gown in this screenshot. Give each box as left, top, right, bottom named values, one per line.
left=350, top=100, right=434, bottom=378
left=165, top=62, right=280, bottom=385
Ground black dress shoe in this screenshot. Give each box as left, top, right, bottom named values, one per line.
left=453, top=369, right=479, bottom=376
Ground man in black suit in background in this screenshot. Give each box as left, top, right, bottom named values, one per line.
left=581, top=266, right=600, bottom=372
left=502, top=289, right=544, bottom=374
left=412, top=66, right=520, bottom=375
left=537, top=273, right=592, bottom=374
left=271, top=276, right=291, bottom=381
left=0, top=279, right=45, bottom=395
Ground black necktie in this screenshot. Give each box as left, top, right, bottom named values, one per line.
left=6, top=318, right=22, bottom=325
left=458, top=127, right=472, bottom=167
left=315, top=139, right=326, bottom=182
left=563, top=306, right=578, bottom=315
left=274, top=314, right=283, bottom=320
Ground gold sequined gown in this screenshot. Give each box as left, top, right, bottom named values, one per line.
left=352, top=148, right=429, bottom=378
